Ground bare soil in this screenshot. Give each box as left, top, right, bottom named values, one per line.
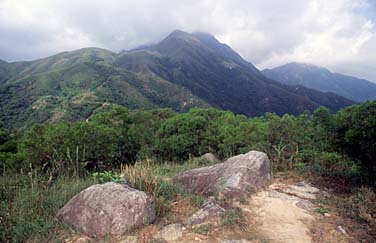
left=61, top=176, right=373, bottom=243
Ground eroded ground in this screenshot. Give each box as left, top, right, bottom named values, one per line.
left=61, top=178, right=370, bottom=243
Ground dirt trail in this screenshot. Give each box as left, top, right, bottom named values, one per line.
left=65, top=181, right=353, bottom=243
left=176, top=181, right=321, bottom=243
left=242, top=182, right=318, bottom=243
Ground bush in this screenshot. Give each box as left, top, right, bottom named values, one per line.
left=18, top=122, right=119, bottom=175
left=297, top=150, right=361, bottom=184
left=91, top=171, right=121, bottom=183
left=0, top=127, right=18, bottom=174
left=333, top=101, right=376, bottom=183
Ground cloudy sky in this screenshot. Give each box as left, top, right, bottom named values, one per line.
left=1, top=0, right=375, bottom=81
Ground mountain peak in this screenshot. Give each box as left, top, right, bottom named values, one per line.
left=192, top=31, right=216, bottom=39
left=165, top=30, right=192, bottom=40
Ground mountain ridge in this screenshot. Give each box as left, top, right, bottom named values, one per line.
left=0, top=30, right=353, bottom=130
left=262, top=62, right=376, bottom=102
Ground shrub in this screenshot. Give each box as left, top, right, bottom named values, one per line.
left=333, top=101, right=376, bottom=183
left=91, top=171, right=121, bottom=183
left=18, top=122, right=119, bottom=175
left=297, top=150, right=361, bottom=185
left=0, top=127, right=18, bottom=174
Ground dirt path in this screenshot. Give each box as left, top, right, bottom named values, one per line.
left=64, top=181, right=354, bottom=243
left=241, top=182, right=319, bottom=243
left=176, top=181, right=322, bottom=243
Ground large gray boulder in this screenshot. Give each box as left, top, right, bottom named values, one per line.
left=173, top=151, right=273, bottom=198
left=57, top=182, right=155, bottom=237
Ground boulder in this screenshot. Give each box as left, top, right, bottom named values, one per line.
left=173, top=151, right=272, bottom=198
left=57, top=182, right=155, bottom=237
left=199, top=153, right=220, bottom=164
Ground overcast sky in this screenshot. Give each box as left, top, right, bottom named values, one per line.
left=1, top=0, right=375, bottom=82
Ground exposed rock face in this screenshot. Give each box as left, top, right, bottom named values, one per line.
left=173, top=151, right=273, bottom=198
left=57, top=182, right=155, bottom=237
left=187, top=197, right=227, bottom=227
left=270, top=181, right=320, bottom=200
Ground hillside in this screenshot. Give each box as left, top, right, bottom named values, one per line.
left=262, top=63, right=376, bottom=102
left=0, top=31, right=353, bottom=130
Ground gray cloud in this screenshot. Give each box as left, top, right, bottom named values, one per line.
left=0, top=0, right=375, bottom=81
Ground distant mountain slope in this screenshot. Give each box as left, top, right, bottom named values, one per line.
left=117, top=30, right=352, bottom=115
left=0, top=47, right=209, bottom=130
left=262, top=63, right=376, bottom=102
left=0, top=31, right=353, bottom=130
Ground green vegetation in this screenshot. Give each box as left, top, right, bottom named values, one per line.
left=336, top=187, right=376, bottom=227
left=0, top=172, right=95, bottom=242
left=221, top=207, right=247, bottom=229
left=1, top=101, right=375, bottom=242
left=122, top=161, right=205, bottom=217
left=0, top=31, right=353, bottom=131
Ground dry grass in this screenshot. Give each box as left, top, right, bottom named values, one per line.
left=121, top=160, right=159, bottom=196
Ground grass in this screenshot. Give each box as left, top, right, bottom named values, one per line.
left=314, top=204, right=329, bottom=215
left=152, top=157, right=217, bottom=179
left=192, top=224, right=213, bottom=235
left=221, top=207, right=247, bottom=230
left=3, top=155, right=373, bottom=242
left=0, top=171, right=96, bottom=243
left=331, top=187, right=376, bottom=227
left=122, top=160, right=206, bottom=217
left=0, top=157, right=214, bottom=242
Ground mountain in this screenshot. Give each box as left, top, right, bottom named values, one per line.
left=262, top=63, right=376, bottom=102
left=0, top=30, right=353, bottom=130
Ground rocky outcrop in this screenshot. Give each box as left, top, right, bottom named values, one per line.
left=173, top=151, right=273, bottom=198
left=187, top=197, right=227, bottom=227
left=57, top=182, right=155, bottom=237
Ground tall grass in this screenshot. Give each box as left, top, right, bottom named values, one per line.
left=122, top=160, right=205, bottom=217
left=0, top=171, right=95, bottom=242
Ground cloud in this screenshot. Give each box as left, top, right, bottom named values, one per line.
left=0, top=0, right=375, bottom=81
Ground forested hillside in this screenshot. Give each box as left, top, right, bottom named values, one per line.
left=1, top=101, right=375, bottom=242
left=0, top=31, right=353, bottom=130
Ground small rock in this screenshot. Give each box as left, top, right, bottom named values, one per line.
left=337, top=225, right=346, bottom=234
left=271, top=181, right=319, bottom=200
left=159, top=224, right=183, bottom=241
left=195, top=237, right=202, bottom=242
left=223, top=241, right=252, bottom=243
left=324, top=213, right=331, bottom=217
left=187, top=197, right=227, bottom=226
left=120, top=236, right=138, bottom=243
left=296, top=200, right=315, bottom=211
